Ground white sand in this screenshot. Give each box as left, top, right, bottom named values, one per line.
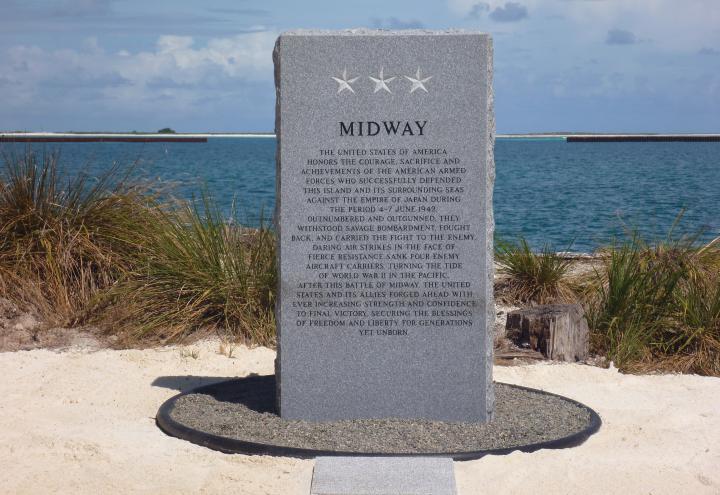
left=0, top=340, right=718, bottom=494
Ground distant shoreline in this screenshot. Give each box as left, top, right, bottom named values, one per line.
left=1, top=132, right=719, bottom=143
left=0, top=132, right=275, bottom=139
left=1, top=135, right=208, bottom=143
left=0, top=132, right=270, bottom=143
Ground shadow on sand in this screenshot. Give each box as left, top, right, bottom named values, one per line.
left=152, top=374, right=275, bottom=414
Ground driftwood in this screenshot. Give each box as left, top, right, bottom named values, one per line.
left=494, top=348, right=546, bottom=366
left=506, top=304, right=589, bottom=362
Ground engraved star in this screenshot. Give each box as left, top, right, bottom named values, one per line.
left=331, top=68, right=359, bottom=94
left=405, top=68, right=432, bottom=94
left=368, top=67, right=396, bottom=93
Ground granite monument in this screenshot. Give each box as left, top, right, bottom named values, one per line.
left=274, top=29, right=495, bottom=422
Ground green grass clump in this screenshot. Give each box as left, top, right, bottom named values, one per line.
left=586, top=230, right=720, bottom=375
left=494, top=226, right=720, bottom=376
left=0, top=150, right=277, bottom=346
left=0, top=150, right=150, bottom=319
left=495, top=237, right=576, bottom=304
left=3, top=150, right=718, bottom=372
left=92, top=195, right=277, bottom=346
left=672, top=276, right=720, bottom=374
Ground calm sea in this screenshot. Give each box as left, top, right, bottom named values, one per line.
left=3, top=137, right=719, bottom=253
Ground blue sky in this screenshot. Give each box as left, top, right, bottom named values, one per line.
left=1, top=0, right=718, bottom=133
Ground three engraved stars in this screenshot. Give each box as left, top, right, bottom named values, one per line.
left=332, top=67, right=431, bottom=95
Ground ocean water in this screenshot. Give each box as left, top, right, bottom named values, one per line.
left=2, top=137, right=719, bottom=253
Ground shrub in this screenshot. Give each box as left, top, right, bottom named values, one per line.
left=586, top=230, right=720, bottom=375
left=495, top=237, right=576, bottom=304
left=88, top=194, right=277, bottom=346
left=1, top=150, right=277, bottom=346
left=671, top=276, right=720, bottom=374
left=0, top=150, right=151, bottom=320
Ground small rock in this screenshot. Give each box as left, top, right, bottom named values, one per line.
left=12, top=314, right=39, bottom=332
left=0, top=297, right=21, bottom=319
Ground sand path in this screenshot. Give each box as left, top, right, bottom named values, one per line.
left=1, top=341, right=718, bottom=494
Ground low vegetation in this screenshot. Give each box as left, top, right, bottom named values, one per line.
left=586, top=232, right=720, bottom=375
left=0, top=150, right=149, bottom=318
left=495, top=237, right=577, bottom=304
left=89, top=194, right=276, bottom=346
left=0, top=150, right=275, bottom=346
left=496, top=230, right=720, bottom=376
left=2, top=150, right=718, bottom=374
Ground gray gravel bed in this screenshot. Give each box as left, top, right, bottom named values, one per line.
left=167, top=376, right=594, bottom=454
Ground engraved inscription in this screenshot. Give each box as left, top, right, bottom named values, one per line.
left=289, top=139, right=477, bottom=336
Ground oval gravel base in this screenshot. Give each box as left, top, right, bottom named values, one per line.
left=156, top=375, right=601, bottom=460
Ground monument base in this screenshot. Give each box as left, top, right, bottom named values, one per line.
left=156, top=375, right=600, bottom=460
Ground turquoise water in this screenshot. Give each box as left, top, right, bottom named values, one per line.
left=3, top=138, right=719, bottom=252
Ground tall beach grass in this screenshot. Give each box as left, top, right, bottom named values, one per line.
left=494, top=237, right=577, bottom=304
left=495, top=229, right=720, bottom=375
left=0, top=150, right=150, bottom=319
left=90, top=195, right=277, bottom=346
left=586, top=229, right=720, bottom=374
left=0, top=150, right=276, bottom=345
left=2, top=150, right=718, bottom=374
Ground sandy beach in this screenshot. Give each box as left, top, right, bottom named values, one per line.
left=0, top=340, right=717, bottom=494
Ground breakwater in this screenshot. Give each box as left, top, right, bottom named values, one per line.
left=1, top=135, right=206, bottom=143
left=567, top=135, right=720, bottom=142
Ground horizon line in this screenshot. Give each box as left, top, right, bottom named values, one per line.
left=2, top=131, right=720, bottom=139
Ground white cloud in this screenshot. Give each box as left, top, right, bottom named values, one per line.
left=0, top=31, right=278, bottom=113
left=118, top=32, right=277, bottom=85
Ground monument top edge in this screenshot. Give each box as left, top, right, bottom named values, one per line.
left=278, top=28, right=491, bottom=38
